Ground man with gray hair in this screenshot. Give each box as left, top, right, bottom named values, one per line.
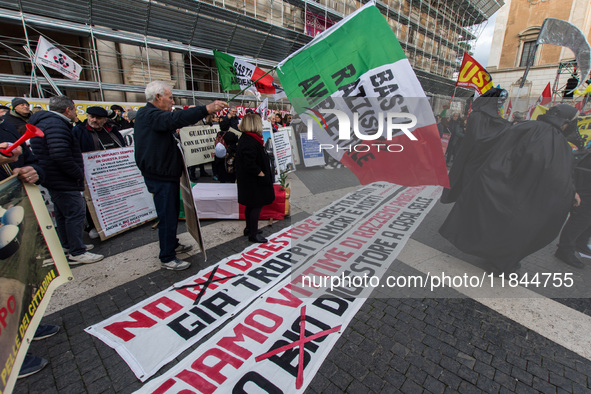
left=135, top=81, right=226, bottom=270
left=30, top=96, right=104, bottom=264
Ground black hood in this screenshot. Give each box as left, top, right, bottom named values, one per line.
left=471, top=88, right=507, bottom=118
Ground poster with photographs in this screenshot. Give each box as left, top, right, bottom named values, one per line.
left=0, top=176, right=72, bottom=394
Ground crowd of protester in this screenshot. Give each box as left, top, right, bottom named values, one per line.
left=5, top=81, right=588, bottom=379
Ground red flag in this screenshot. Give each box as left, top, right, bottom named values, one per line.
left=539, top=82, right=552, bottom=106
left=505, top=99, right=513, bottom=120
left=455, top=53, right=494, bottom=95
left=527, top=82, right=552, bottom=119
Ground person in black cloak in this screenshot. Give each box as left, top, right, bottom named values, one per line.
left=439, top=104, right=579, bottom=274
left=555, top=130, right=591, bottom=268
left=441, top=88, right=510, bottom=204
left=445, top=112, right=464, bottom=164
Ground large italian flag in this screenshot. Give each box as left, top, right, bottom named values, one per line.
left=214, top=50, right=285, bottom=99
left=277, top=2, right=449, bottom=187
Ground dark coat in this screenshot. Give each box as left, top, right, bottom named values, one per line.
left=441, top=88, right=511, bottom=203
left=0, top=119, right=45, bottom=183
left=29, top=110, right=85, bottom=191
left=134, top=102, right=209, bottom=181
left=439, top=116, right=575, bottom=272
left=1, top=110, right=30, bottom=135
left=235, top=132, right=275, bottom=207
left=223, top=115, right=240, bottom=131
left=72, top=121, right=126, bottom=152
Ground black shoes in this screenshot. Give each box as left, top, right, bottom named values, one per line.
left=18, top=355, right=48, bottom=379
left=33, top=325, right=60, bottom=341
left=555, top=249, right=585, bottom=268
left=249, top=234, right=268, bottom=243
left=243, top=228, right=263, bottom=236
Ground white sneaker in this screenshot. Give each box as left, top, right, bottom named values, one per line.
left=89, top=228, right=99, bottom=239
left=324, top=164, right=334, bottom=170
left=68, top=252, right=104, bottom=264
left=175, top=243, right=193, bottom=254
left=161, top=258, right=191, bottom=271
left=63, top=244, right=94, bottom=254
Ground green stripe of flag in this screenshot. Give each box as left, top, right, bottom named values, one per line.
left=214, top=50, right=240, bottom=91
left=277, top=5, right=406, bottom=108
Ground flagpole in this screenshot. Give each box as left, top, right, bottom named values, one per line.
left=228, top=66, right=277, bottom=102
left=18, top=8, right=43, bottom=97
left=448, top=87, right=457, bottom=107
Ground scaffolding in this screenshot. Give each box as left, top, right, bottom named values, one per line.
left=0, top=0, right=502, bottom=103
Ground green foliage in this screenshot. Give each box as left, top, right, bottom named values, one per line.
left=279, top=170, right=290, bottom=190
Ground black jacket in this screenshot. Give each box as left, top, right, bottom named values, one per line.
left=134, top=103, right=209, bottom=181
left=0, top=119, right=45, bottom=183
left=72, top=121, right=126, bottom=152
left=235, top=132, right=275, bottom=207
left=2, top=110, right=30, bottom=135
left=29, top=111, right=85, bottom=191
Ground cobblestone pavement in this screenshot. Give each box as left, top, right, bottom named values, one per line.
left=14, top=166, right=591, bottom=393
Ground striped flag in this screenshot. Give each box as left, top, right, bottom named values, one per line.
left=277, top=2, right=449, bottom=187
left=214, top=50, right=285, bottom=99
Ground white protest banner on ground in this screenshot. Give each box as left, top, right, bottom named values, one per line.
left=82, top=147, right=156, bottom=240
left=137, top=184, right=441, bottom=393
left=178, top=125, right=219, bottom=167
left=33, top=36, right=82, bottom=80
left=272, top=127, right=295, bottom=173
left=300, top=133, right=325, bottom=167
left=85, top=183, right=402, bottom=381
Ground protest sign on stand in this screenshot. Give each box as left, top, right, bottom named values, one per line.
left=271, top=127, right=296, bottom=174
left=83, top=147, right=156, bottom=240
left=299, top=133, right=325, bottom=167
left=178, top=125, right=219, bottom=167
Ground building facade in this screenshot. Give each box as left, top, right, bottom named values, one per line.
left=0, top=0, right=501, bottom=105
left=488, top=0, right=591, bottom=111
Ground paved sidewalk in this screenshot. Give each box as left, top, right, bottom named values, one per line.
left=14, top=167, right=591, bottom=393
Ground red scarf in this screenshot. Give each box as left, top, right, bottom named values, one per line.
left=245, top=132, right=264, bottom=146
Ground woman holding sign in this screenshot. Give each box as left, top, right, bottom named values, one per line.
left=235, top=113, right=275, bottom=243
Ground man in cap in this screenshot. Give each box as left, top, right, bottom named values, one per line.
left=111, top=104, right=130, bottom=129
left=440, top=103, right=579, bottom=274
left=73, top=106, right=125, bottom=152
left=2, top=97, right=31, bottom=135
left=72, top=106, right=127, bottom=239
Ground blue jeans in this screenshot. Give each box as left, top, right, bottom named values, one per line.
left=144, top=177, right=180, bottom=263
left=48, top=189, right=86, bottom=256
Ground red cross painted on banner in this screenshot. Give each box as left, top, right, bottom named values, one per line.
left=254, top=306, right=342, bottom=389
left=170, top=266, right=242, bottom=305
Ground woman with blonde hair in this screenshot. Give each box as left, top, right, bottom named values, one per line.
left=235, top=113, right=275, bottom=243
